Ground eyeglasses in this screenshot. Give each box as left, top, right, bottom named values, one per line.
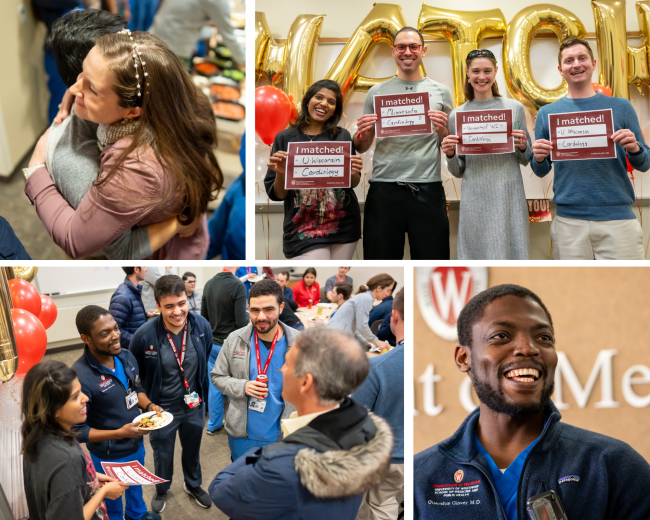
left=186, top=280, right=196, bottom=284
left=467, top=49, right=496, bottom=60
left=394, top=43, right=422, bottom=54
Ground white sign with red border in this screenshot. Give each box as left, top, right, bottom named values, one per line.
left=101, top=460, right=168, bottom=485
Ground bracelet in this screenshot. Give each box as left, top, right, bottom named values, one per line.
left=357, top=131, right=368, bottom=143
left=146, top=402, right=153, bottom=411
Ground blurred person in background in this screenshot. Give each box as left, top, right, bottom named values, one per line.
left=141, top=267, right=172, bottom=314
left=109, top=266, right=151, bottom=350
left=183, top=271, right=202, bottom=313
left=368, top=281, right=397, bottom=326
left=325, top=267, right=353, bottom=303
left=292, top=267, right=320, bottom=308
left=275, top=270, right=298, bottom=311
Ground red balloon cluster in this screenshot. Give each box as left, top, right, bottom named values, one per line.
left=592, top=82, right=612, bottom=97
left=255, top=86, right=292, bottom=145
left=8, top=279, right=58, bottom=375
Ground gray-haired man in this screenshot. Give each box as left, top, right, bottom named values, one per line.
left=209, top=327, right=394, bottom=520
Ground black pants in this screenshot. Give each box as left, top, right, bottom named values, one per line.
left=149, top=401, right=205, bottom=494
left=363, top=181, right=450, bottom=259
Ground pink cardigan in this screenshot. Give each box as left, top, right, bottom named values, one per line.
left=25, top=137, right=209, bottom=260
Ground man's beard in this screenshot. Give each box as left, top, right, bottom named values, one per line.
left=470, top=361, right=554, bottom=417
left=254, top=317, right=278, bottom=335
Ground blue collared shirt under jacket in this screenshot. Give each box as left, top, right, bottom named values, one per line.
left=128, top=312, right=213, bottom=406
left=414, top=400, right=650, bottom=520
left=72, top=346, right=145, bottom=459
left=532, top=93, right=650, bottom=221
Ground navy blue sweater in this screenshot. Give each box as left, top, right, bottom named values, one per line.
left=532, top=94, right=650, bottom=220
left=414, top=401, right=650, bottom=519
left=368, top=296, right=393, bottom=326
left=109, top=278, right=147, bottom=349
left=71, top=347, right=144, bottom=460
left=128, top=312, right=212, bottom=405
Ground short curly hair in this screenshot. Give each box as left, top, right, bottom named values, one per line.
left=457, top=284, right=553, bottom=347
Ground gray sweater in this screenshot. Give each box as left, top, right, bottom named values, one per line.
left=211, top=322, right=299, bottom=439
left=45, top=109, right=152, bottom=259
left=327, top=291, right=378, bottom=344
left=447, top=96, right=532, bottom=260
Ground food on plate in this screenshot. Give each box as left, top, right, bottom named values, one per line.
left=210, top=84, right=240, bottom=101
left=212, top=101, right=245, bottom=121
left=138, top=412, right=165, bottom=429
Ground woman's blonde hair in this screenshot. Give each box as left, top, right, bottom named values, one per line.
left=356, top=273, right=395, bottom=295
left=94, top=32, right=223, bottom=226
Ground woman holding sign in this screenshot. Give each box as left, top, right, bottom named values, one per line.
left=441, top=49, right=532, bottom=260
left=21, top=360, right=128, bottom=520
left=264, top=79, right=363, bottom=260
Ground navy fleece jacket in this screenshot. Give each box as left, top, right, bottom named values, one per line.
left=414, top=401, right=650, bottom=519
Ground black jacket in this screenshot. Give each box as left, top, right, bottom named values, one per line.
left=71, top=346, right=144, bottom=459
left=201, top=271, right=249, bottom=346
left=129, top=312, right=212, bottom=405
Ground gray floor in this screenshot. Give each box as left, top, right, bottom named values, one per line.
left=43, top=347, right=391, bottom=520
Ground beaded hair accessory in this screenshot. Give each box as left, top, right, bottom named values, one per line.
left=117, top=29, right=149, bottom=100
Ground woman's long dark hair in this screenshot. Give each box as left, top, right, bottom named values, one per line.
left=463, top=54, right=501, bottom=102
left=94, top=32, right=223, bottom=226
left=21, top=360, right=78, bottom=463
left=291, top=80, right=343, bottom=138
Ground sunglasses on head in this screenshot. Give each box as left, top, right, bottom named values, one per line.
left=467, top=49, right=496, bottom=60
left=394, top=43, right=422, bottom=54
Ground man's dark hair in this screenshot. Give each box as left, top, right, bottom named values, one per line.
left=154, top=275, right=187, bottom=304
left=277, top=270, right=291, bottom=280
left=182, top=271, right=196, bottom=281
left=249, top=279, right=284, bottom=306
left=122, top=267, right=135, bottom=276
left=558, top=38, right=594, bottom=65
left=47, top=10, right=125, bottom=88
left=389, top=281, right=398, bottom=295
left=457, top=284, right=553, bottom=348
left=75, top=305, right=111, bottom=336
left=395, top=26, right=424, bottom=46
left=392, top=287, right=404, bottom=321
left=333, top=282, right=352, bottom=301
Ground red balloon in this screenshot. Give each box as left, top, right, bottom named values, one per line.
left=592, top=82, right=612, bottom=97
left=8, top=279, right=41, bottom=318
left=288, top=93, right=299, bottom=123
left=12, top=309, right=47, bottom=376
left=255, top=86, right=292, bottom=145
left=39, top=295, right=58, bottom=330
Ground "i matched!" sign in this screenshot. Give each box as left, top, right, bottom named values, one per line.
left=456, top=108, right=514, bottom=155
left=549, top=109, right=616, bottom=161
left=373, top=92, right=433, bottom=137
left=285, top=141, right=352, bottom=189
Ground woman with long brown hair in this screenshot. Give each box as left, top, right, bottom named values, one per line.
left=22, top=360, right=128, bottom=520
left=327, top=273, right=394, bottom=350
left=25, top=30, right=222, bottom=259
left=441, top=49, right=532, bottom=260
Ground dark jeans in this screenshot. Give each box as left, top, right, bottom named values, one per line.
left=363, top=181, right=450, bottom=259
left=149, top=401, right=205, bottom=494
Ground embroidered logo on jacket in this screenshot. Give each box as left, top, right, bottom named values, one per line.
left=454, top=470, right=464, bottom=483
left=558, top=475, right=580, bottom=485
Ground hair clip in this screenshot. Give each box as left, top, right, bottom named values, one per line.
left=118, top=29, right=150, bottom=99
left=46, top=372, right=54, bottom=383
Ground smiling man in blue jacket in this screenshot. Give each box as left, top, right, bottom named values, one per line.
left=71, top=305, right=160, bottom=520
left=129, top=275, right=214, bottom=513
left=414, top=284, right=650, bottom=520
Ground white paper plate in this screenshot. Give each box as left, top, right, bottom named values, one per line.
left=132, top=411, right=173, bottom=430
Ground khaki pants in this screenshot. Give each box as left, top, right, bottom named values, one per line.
left=363, top=463, right=404, bottom=520
left=551, top=215, right=644, bottom=260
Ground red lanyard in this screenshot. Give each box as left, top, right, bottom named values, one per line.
left=305, top=283, right=315, bottom=300
left=337, top=274, right=345, bottom=283
left=246, top=267, right=252, bottom=276
left=253, top=328, right=280, bottom=377
left=164, top=323, right=190, bottom=393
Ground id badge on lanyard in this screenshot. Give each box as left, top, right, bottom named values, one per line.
left=126, top=391, right=138, bottom=409
left=165, top=323, right=202, bottom=410
left=249, top=328, right=279, bottom=413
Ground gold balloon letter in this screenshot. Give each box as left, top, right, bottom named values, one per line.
left=417, top=6, right=507, bottom=107
left=503, top=6, right=586, bottom=114
left=255, top=12, right=325, bottom=106
left=628, top=1, right=650, bottom=92
left=324, top=3, right=414, bottom=104
left=592, top=0, right=629, bottom=98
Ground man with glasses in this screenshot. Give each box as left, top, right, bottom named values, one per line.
left=353, top=27, right=453, bottom=260
left=182, top=271, right=202, bottom=313
left=211, top=279, right=300, bottom=461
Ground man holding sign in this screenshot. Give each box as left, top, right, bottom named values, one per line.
left=354, top=27, right=453, bottom=260
left=532, top=38, right=650, bottom=259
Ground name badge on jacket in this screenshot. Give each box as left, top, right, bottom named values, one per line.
left=126, top=391, right=138, bottom=409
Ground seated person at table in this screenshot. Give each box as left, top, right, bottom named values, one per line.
left=325, top=267, right=353, bottom=302
left=276, top=270, right=298, bottom=311
left=376, top=307, right=396, bottom=346
left=25, top=17, right=221, bottom=259
left=292, top=267, right=321, bottom=308
left=328, top=274, right=394, bottom=351
left=368, top=281, right=396, bottom=326
left=329, top=282, right=352, bottom=319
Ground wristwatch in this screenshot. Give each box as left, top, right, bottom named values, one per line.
left=22, top=163, right=46, bottom=180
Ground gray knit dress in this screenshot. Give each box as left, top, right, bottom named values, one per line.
left=447, top=97, right=532, bottom=260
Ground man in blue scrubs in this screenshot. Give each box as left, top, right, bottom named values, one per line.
left=212, top=279, right=300, bottom=461
left=72, top=305, right=160, bottom=520
left=414, top=284, right=650, bottom=520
